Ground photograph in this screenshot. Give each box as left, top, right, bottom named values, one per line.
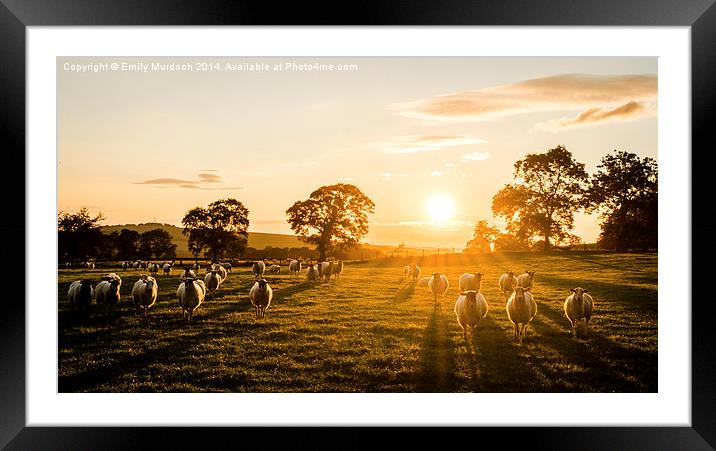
left=56, top=56, right=658, bottom=394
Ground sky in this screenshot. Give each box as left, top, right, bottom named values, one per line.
left=57, top=57, right=657, bottom=249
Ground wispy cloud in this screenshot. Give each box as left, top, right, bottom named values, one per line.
left=287, top=161, right=317, bottom=168
left=134, top=172, right=243, bottom=190
left=430, top=171, right=443, bottom=177
left=537, top=100, right=653, bottom=131
left=460, top=151, right=492, bottom=161
left=377, top=134, right=486, bottom=154
left=393, top=73, right=657, bottom=128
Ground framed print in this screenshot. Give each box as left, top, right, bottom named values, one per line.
left=3, top=0, right=715, bottom=448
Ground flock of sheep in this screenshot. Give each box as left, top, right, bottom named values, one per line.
left=404, top=264, right=594, bottom=344
left=66, top=258, right=345, bottom=322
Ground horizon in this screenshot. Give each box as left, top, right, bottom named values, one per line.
left=58, top=57, right=657, bottom=248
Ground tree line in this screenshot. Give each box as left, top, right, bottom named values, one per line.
left=58, top=146, right=656, bottom=263
left=466, top=147, right=657, bottom=252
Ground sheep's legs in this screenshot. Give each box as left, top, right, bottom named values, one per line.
left=512, top=322, right=519, bottom=341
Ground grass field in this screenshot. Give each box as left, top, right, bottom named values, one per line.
left=57, top=252, right=657, bottom=393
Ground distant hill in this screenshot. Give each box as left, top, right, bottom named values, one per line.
left=101, top=223, right=311, bottom=258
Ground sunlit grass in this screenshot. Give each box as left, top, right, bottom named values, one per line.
left=58, top=252, right=657, bottom=392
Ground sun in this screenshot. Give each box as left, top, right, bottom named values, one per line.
left=426, top=194, right=456, bottom=222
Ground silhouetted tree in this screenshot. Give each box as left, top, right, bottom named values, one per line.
left=492, top=145, right=587, bottom=250
left=586, top=150, right=657, bottom=251
left=465, top=220, right=500, bottom=253
left=138, top=228, right=177, bottom=259
left=493, top=232, right=531, bottom=251
left=286, top=183, right=375, bottom=261
left=58, top=207, right=106, bottom=262
left=182, top=198, right=249, bottom=262
left=114, top=228, right=140, bottom=259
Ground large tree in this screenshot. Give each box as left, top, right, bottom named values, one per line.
left=464, top=220, right=501, bottom=253
left=114, top=228, right=140, bottom=259
left=182, top=198, right=249, bottom=261
left=58, top=207, right=106, bottom=262
left=286, top=183, right=375, bottom=261
left=585, top=150, right=657, bottom=251
left=492, top=145, right=588, bottom=250
left=138, top=228, right=177, bottom=259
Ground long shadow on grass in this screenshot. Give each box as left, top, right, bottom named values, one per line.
left=414, top=309, right=459, bottom=392
left=537, top=273, right=657, bottom=309
left=392, top=282, right=416, bottom=303
left=530, top=303, right=657, bottom=392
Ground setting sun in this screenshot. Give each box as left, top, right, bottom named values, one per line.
left=426, top=194, right=456, bottom=222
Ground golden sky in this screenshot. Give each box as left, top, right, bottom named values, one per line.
left=58, top=57, right=657, bottom=248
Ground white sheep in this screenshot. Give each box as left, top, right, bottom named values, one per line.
left=223, top=261, right=232, bottom=272
left=163, top=262, right=172, bottom=275
left=211, top=263, right=228, bottom=280
left=268, top=264, right=281, bottom=275
left=148, top=263, right=159, bottom=276
left=306, top=264, right=319, bottom=284
left=249, top=278, right=273, bottom=319
left=132, top=275, right=158, bottom=315
left=204, top=270, right=223, bottom=298
left=289, top=259, right=302, bottom=277
left=458, top=272, right=483, bottom=292
left=95, top=274, right=122, bottom=311
left=409, top=264, right=421, bottom=283
left=454, top=290, right=489, bottom=343
left=428, top=272, right=449, bottom=308
left=252, top=261, right=266, bottom=279
left=180, top=267, right=196, bottom=279
left=331, top=260, right=344, bottom=280
left=177, top=277, right=206, bottom=320
left=506, top=286, right=537, bottom=344
left=516, top=271, right=536, bottom=289
left=564, top=287, right=594, bottom=338
left=319, top=261, right=333, bottom=282
left=498, top=271, right=518, bottom=297
left=417, top=277, right=431, bottom=288
left=68, top=279, right=96, bottom=312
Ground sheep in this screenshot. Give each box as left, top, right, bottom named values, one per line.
left=192, top=262, right=200, bottom=270
left=289, top=259, right=302, bottom=277
left=122, top=261, right=131, bottom=270
left=564, top=287, right=594, bottom=338
left=132, top=261, right=140, bottom=269
left=222, top=261, right=232, bottom=272
left=417, top=277, right=431, bottom=288
left=319, top=261, right=333, bottom=282
left=163, top=262, right=172, bottom=275
left=68, top=279, right=96, bottom=312
left=132, top=275, right=158, bottom=315
left=403, top=265, right=411, bottom=279
left=204, top=270, right=223, bottom=298
left=498, top=271, right=518, bottom=297
left=268, top=264, right=281, bottom=275
left=458, top=272, right=483, bottom=292
left=249, top=279, right=273, bottom=319
left=177, top=277, right=206, bottom=320
left=306, top=264, right=319, bottom=284
left=211, top=263, right=228, bottom=280
left=516, top=271, right=536, bottom=289
left=506, top=286, right=537, bottom=344
left=409, top=264, right=421, bottom=283
left=180, top=266, right=196, bottom=279
left=454, top=290, right=489, bottom=343
left=95, top=276, right=122, bottom=311
left=85, top=261, right=95, bottom=269
left=149, top=263, right=160, bottom=276
left=252, top=261, right=266, bottom=279
left=331, top=260, right=344, bottom=280
left=428, top=272, right=449, bottom=309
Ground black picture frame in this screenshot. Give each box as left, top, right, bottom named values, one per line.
left=2, top=0, right=713, bottom=448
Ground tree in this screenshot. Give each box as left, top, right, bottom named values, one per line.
left=586, top=150, right=657, bottom=251
left=58, top=207, right=106, bottom=262
left=464, top=220, right=500, bottom=253
left=492, top=145, right=587, bottom=250
left=493, top=232, right=531, bottom=251
left=286, top=183, right=375, bottom=261
left=114, top=228, right=140, bottom=259
left=182, top=198, right=249, bottom=262
left=138, top=228, right=177, bottom=259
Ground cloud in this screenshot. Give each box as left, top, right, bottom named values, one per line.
left=287, top=161, right=317, bottom=167
left=378, top=134, right=486, bottom=154
left=430, top=171, right=443, bottom=177
left=134, top=172, right=243, bottom=190
left=460, top=151, right=491, bottom=161
left=393, top=73, right=657, bottom=126
left=338, top=177, right=353, bottom=182
left=538, top=100, right=653, bottom=131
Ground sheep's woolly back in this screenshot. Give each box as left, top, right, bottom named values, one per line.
left=506, top=289, right=537, bottom=325
left=249, top=281, right=273, bottom=308
left=454, top=291, right=489, bottom=330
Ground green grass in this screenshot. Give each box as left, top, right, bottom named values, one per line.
left=57, top=252, right=657, bottom=393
